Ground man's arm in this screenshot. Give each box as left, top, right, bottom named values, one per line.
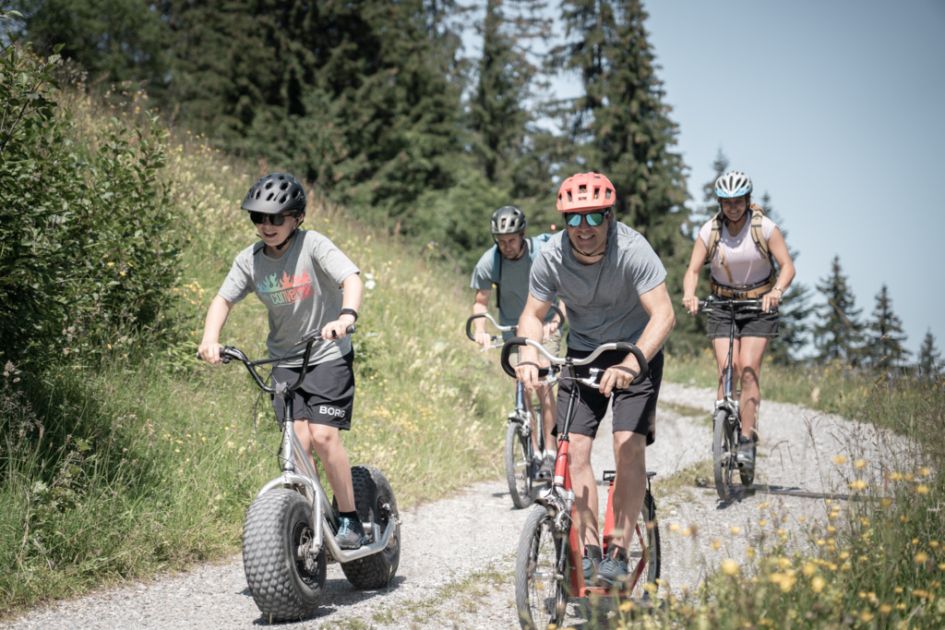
left=471, top=289, right=493, bottom=349
left=600, top=282, right=676, bottom=396
left=515, top=294, right=552, bottom=390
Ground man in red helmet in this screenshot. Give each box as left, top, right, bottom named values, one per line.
left=514, top=172, right=675, bottom=587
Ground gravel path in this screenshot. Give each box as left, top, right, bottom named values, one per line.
left=6, top=382, right=908, bottom=629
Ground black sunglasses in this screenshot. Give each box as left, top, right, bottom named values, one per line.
left=249, top=211, right=296, bottom=226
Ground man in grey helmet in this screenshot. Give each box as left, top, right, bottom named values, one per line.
left=469, top=206, right=564, bottom=476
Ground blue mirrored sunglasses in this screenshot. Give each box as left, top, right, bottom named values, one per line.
left=564, top=211, right=608, bottom=228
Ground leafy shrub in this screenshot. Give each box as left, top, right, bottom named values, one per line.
left=0, top=41, right=182, bottom=371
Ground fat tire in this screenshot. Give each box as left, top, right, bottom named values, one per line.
left=242, top=488, right=326, bottom=621
left=505, top=421, right=534, bottom=509
left=515, top=506, right=567, bottom=629
left=712, top=409, right=734, bottom=500
left=340, top=465, right=401, bottom=589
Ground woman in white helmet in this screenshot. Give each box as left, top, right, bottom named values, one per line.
left=681, top=170, right=795, bottom=467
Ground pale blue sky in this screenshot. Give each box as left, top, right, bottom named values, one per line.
left=642, top=0, right=945, bottom=356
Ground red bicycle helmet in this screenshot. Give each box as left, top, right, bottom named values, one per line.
left=556, top=172, right=616, bottom=212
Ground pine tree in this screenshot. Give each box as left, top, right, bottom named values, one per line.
left=552, top=0, right=694, bottom=352
left=814, top=255, right=863, bottom=365
left=12, top=0, right=171, bottom=96
left=863, top=284, right=909, bottom=371
left=469, top=0, right=549, bottom=186
left=917, top=329, right=942, bottom=380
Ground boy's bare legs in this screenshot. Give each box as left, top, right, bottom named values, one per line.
left=293, top=420, right=355, bottom=511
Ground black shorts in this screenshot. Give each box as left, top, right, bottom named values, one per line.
left=555, top=349, right=664, bottom=445
left=706, top=307, right=780, bottom=339
left=270, top=352, right=355, bottom=430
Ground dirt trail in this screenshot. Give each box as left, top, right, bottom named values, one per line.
left=7, top=383, right=902, bottom=629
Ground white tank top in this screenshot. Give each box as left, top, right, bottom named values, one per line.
left=698, top=215, right=777, bottom=288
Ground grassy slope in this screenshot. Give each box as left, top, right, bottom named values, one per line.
left=0, top=99, right=509, bottom=614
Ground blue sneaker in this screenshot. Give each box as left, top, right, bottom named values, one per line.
left=335, top=516, right=365, bottom=550
left=582, top=544, right=602, bottom=581
left=597, top=546, right=629, bottom=587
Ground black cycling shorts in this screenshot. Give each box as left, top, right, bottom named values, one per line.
left=270, top=351, right=355, bottom=430
left=554, top=349, right=664, bottom=445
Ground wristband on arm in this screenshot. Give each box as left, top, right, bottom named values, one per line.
left=339, top=307, right=359, bottom=321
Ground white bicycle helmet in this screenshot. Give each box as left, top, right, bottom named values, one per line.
left=715, top=170, right=753, bottom=199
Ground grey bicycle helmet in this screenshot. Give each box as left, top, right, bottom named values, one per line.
left=490, top=205, right=527, bottom=235
left=242, top=173, right=307, bottom=215
left=715, top=170, right=753, bottom=199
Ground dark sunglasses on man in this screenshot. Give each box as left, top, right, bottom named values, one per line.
left=564, top=209, right=609, bottom=228
left=249, top=211, right=297, bottom=226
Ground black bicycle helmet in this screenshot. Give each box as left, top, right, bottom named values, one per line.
left=490, top=205, right=527, bottom=235
left=242, top=173, right=307, bottom=215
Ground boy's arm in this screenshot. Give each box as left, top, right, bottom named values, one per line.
left=321, top=273, right=363, bottom=340
left=198, top=295, right=234, bottom=364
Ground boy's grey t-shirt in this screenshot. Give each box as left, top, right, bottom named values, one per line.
left=218, top=230, right=359, bottom=366
left=530, top=222, right=666, bottom=352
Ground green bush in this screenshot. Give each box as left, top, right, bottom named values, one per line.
left=0, top=41, right=182, bottom=371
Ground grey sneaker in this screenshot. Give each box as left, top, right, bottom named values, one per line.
left=736, top=435, right=755, bottom=467
left=597, top=546, right=629, bottom=587
left=335, top=516, right=365, bottom=550
left=537, top=453, right=555, bottom=479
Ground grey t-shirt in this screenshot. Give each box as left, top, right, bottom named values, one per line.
left=470, top=245, right=533, bottom=328
left=529, top=221, right=666, bottom=351
left=470, top=234, right=558, bottom=333
left=218, top=230, right=360, bottom=366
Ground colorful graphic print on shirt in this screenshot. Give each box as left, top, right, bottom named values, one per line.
left=257, top=271, right=315, bottom=306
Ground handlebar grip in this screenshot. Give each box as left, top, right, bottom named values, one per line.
left=500, top=337, right=549, bottom=379
left=611, top=342, right=649, bottom=385
left=465, top=313, right=487, bottom=341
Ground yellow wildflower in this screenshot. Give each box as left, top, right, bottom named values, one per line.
left=721, top=559, right=739, bottom=576
left=849, top=479, right=868, bottom=491
left=811, top=575, right=826, bottom=593
left=879, top=604, right=892, bottom=615
left=833, top=455, right=847, bottom=465
left=915, top=551, right=929, bottom=564
left=916, top=484, right=930, bottom=495
left=854, top=459, right=866, bottom=470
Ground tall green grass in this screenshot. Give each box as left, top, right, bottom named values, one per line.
left=0, top=92, right=510, bottom=615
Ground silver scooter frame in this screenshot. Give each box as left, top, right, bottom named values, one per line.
left=221, top=337, right=398, bottom=565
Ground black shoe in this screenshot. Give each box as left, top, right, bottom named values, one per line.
left=537, top=453, right=555, bottom=480
left=582, top=544, right=602, bottom=581
left=597, top=546, right=629, bottom=587
left=736, top=435, right=755, bottom=467
left=335, top=516, right=365, bottom=550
